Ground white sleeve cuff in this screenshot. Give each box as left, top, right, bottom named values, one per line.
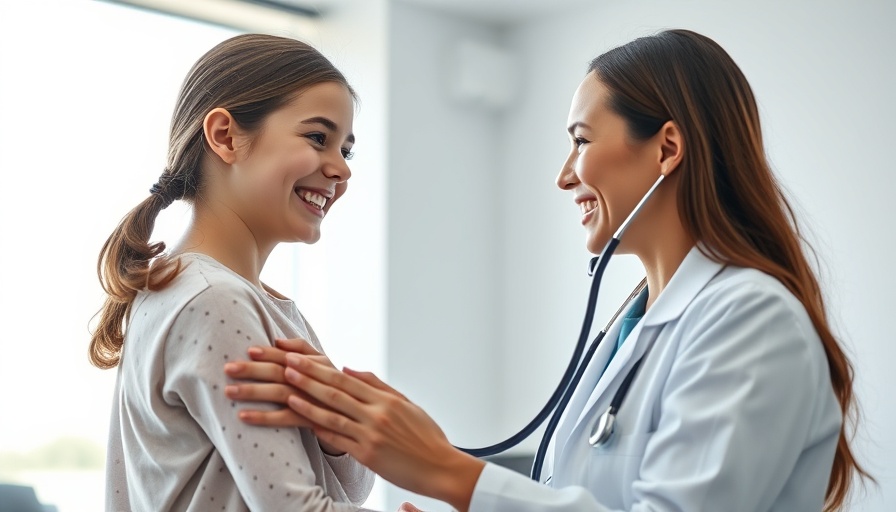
left=469, top=462, right=607, bottom=512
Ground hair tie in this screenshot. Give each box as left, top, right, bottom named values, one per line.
left=149, top=181, right=175, bottom=208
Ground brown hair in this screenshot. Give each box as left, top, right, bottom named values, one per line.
left=589, top=29, right=869, bottom=509
left=90, top=34, right=354, bottom=369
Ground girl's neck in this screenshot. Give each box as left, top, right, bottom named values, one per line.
left=170, top=202, right=273, bottom=289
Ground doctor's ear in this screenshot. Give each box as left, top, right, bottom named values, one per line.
left=203, top=108, right=242, bottom=165
left=656, top=120, right=684, bottom=177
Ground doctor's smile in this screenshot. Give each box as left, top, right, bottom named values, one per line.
left=575, top=192, right=599, bottom=224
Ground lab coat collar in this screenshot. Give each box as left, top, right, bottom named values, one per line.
left=642, top=245, right=726, bottom=327
left=557, top=245, right=725, bottom=467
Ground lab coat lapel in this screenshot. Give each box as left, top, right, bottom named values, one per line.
left=550, top=315, right=627, bottom=467
left=566, top=316, right=652, bottom=447
left=560, top=246, right=726, bottom=455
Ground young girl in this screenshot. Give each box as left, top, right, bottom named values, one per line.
left=90, top=34, right=374, bottom=511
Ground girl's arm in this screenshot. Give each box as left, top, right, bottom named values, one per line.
left=166, top=287, right=366, bottom=511
left=226, top=338, right=375, bottom=506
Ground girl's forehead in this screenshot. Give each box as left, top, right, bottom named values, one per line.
left=274, top=83, right=355, bottom=129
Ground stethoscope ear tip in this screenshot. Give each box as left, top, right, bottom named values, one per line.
left=587, top=256, right=599, bottom=277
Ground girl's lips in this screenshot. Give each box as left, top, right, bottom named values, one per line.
left=295, top=189, right=325, bottom=218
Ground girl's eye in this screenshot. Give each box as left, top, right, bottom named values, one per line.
left=307, top=133, right=326, bottom=146
left=342, top=148, right=355, bottom=160
left=574, top=137, right=588, bottom=148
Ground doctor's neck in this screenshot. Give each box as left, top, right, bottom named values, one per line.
left=627, top=187, right=694, bottom=310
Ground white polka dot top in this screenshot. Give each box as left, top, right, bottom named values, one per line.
left=104, top=253, right=375, bottom=511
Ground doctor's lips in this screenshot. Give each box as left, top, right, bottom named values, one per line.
left=575, top=193, right=599, bottom=216
left=295, top=187, right=332, bottom=212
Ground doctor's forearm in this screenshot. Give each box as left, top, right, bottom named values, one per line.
left=433, top=450, right=485, bottom=512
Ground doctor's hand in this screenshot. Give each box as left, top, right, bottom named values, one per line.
left=223, top=338, right=344, bottom=455
left=397, top=502, right=426, bottom=512
left=283, top=354, right=485, bottom=512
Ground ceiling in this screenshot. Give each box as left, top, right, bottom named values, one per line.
left=397, top=0, right=590, bottom=25
left=253, top=0, right=593, bottom=25
left=109, top=0, right=591, bottom=28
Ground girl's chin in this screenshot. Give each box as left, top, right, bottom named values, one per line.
left=283, top=226, right=321, bottom=245
left=299, top=231, right=321, bottom=244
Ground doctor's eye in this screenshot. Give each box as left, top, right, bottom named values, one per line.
left=341, top=148, right=354, bottom=160
left=574, top=137, right=589, bottom=148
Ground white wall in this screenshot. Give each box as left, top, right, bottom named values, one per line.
left=499, top=1, right=896, bottom=510
left=384, top=1, right=505, bottom=508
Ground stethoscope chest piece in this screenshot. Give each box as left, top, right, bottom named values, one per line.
left=588, top=406, right=617, bottom=447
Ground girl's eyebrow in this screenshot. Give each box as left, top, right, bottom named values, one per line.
left=301, top=116, right=355, bottom=144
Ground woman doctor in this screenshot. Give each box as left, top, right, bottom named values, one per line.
left=224, top=29, right=868, bottom=511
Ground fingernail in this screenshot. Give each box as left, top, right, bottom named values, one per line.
left=285, top=367, right=301, bottom=382
left=224, top=362, right=240, bottom=373
left=248, top=347, right=263, bottom=356
left=225, top=385, right=238, bottom=397
left=285, top=353, right=302, bottom=366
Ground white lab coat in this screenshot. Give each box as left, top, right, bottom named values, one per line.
left=469, top=246, right=841, bottom=511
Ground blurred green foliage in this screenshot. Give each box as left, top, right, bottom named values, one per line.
left=0, top=437, right=104, bottom=471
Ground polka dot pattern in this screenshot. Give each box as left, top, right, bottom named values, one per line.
left=105, top=253, right=374, bottom=510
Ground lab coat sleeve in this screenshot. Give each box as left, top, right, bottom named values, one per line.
left=469, top=279, right=837, bottom=512
left=471, top=462, right=609, bottom=511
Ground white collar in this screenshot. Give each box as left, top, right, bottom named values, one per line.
left=642, top=245, right=727, bottom=327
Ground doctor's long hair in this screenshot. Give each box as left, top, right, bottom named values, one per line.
left=588, top=29, right=868, bottom=510
left=89, top=34, right=354, bottom=369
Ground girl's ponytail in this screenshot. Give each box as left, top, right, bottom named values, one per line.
left=89, top=176, right=183, bottom=368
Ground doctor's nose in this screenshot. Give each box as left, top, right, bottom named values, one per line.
left=556, top=160, right=579, bottom=191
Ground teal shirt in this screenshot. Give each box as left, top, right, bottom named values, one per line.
left=606, top=287, right=649, bottom=366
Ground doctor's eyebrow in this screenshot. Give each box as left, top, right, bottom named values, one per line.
left=567, top=121, right=592, bottom=135
left=301, top=116, right=355, bottom=144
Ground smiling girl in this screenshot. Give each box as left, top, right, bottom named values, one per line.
left=89, top=34, right=373, bottom=511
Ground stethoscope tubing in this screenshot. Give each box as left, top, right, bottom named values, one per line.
left=453, top=235, right=620, bottom=459
left=453, top=174, right=666, bottom=480
left=529, top=236, right=619, bottom=481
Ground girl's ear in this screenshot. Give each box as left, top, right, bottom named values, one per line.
left=657, top=120, right=684, bottom=176
left=203, top=108, right=239, bottom=165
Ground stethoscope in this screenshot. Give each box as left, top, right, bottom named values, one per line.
left=455, top=173, right=666, bottom=483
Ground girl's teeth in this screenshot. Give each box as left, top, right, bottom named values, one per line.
left=298, top=190, right=327, bottom=209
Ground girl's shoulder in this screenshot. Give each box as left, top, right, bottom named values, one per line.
left=136, top=253, right=265, bottom=319
left=176, top=253, right=260, bottom=293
